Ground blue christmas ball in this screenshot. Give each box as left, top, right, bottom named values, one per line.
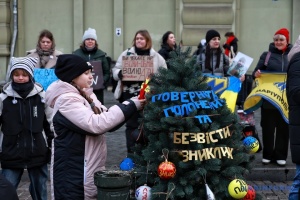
left=120, top=158, right=134, bottom=171
left=243, top=136, right=259, bottom=153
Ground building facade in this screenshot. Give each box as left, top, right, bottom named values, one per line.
left=0, top=0, right=299, bottom=82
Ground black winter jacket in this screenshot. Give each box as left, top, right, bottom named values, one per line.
left=158, top=44, right=176, bottom=69
left=252, top=43, right=292, bottom=78
left=0, top=82, right=53, bottom=169
left=286, top=51, right=300, bottom=164
left=252, top=43, right=292, bottom=109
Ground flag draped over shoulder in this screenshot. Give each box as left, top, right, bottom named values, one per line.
left=204, top=75, right=241, bottom=112
left=243, top=72, right=288, bottom=123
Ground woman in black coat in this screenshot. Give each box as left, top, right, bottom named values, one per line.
left=252, top=28, right=292, bottom=166
left=158, top=31, right=177, bottom=68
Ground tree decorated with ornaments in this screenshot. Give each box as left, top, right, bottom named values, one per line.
left=130, top=47, right=261, bottom=200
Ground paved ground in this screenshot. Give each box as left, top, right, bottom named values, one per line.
left=15, top=90, right=295, bottom=199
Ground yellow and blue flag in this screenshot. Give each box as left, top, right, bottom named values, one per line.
left=204, top=74, right=242, bottom=112
left=243, top=72, right=288, bottom=123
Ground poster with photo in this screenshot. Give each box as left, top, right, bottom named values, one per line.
left=227, top=52, right=253, bottom=78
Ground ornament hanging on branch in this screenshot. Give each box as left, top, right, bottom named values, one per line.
left=203, top=174, right=215, bottom=200
left=135, top=184, right=151, bottom=200
left=242, top=185, right=256, bottom=200
left=228, top=179, right=248, bottom=199
left=157, top=149, right=176, bottom=180
left=243, top=136, right=260, bottom=154
left=119, top=157, right=134, bottom=171
left=205, top=184, right=215, bottom=200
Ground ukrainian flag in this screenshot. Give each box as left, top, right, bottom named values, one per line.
left=204, top=74, right=242, bottom=112
left=243, top=72, right=288, bottom=123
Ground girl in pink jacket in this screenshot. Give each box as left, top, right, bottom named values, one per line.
left=45, top=54, right=144, bottom=200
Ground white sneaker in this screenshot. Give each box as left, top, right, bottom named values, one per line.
left=276, top=160, right=286, bottom=166
left=262, top=158, right=271, bottom=164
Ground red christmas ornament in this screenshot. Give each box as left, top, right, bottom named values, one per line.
left=242, top=185, right=256, bottom=200
left=157, top=161, right=176, bottom=180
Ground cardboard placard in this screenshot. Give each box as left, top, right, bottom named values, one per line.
left=90, top=60, right=104, bottom=90
left=122, top=56, right=154, bottom=81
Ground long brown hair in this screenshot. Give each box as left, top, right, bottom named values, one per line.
left=205, top=44, right=222, bottom=70
left=71, top=83, right=101, bottom=114
left=37, top=29, right=56, bottom=49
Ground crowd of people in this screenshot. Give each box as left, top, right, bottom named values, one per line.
left=0, top=26, right=299, bottom=199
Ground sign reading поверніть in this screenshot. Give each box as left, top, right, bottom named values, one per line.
left=122, top=56, right=153, bottom=81
left=152, top=90, right=234, bottom=162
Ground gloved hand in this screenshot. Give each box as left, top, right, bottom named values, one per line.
left=118, top=70, right=123, bottom=80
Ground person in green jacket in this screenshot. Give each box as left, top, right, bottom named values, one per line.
left=73, top=28, right=110, bottom=103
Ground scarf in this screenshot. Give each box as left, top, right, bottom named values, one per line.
left=135, top=47, right=150, bottom=56
left=36, top=45, right=55, bottom=68
left=12, top=81, right=34, bottom=99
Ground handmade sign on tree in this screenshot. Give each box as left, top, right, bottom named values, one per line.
left=130, top=47, right=256, bottom=199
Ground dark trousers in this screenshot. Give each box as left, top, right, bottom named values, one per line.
left=125, top=112, right=141, bottom=153
left=261, top=107, right=289, bottom=160
left=120, top=92, right=146, bottom=153
left=0, top=174, right=19, bottom=200
left=94, top=89, right=104, bottom=104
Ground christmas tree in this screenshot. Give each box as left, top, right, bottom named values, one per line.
left=131, top=47, right=257, bottom=199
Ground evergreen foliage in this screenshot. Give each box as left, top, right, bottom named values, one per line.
left=131, top=47, right=257, bottom=199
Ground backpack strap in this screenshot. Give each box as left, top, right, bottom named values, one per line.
left=264, top=51, right=271, bottom=66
